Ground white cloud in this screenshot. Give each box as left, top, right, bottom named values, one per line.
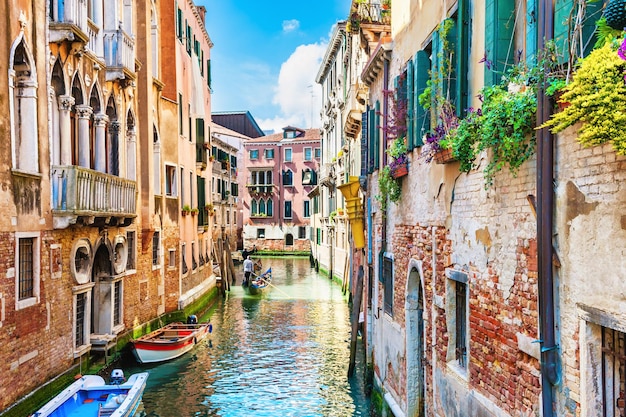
left=282, top=19, right=300, bottom=33
left=257, top=43, right=326, bottom=133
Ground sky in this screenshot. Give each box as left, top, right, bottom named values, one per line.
left=197, top=0, right=350, bottom=134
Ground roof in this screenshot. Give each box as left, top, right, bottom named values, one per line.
left=211, top=111, right=265, bottom=138
left=244, top=127, right=321, bottom=145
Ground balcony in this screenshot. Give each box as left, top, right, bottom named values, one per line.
left=246, top=184, right=276, bottom=195
left=351, top=0, right=390, bottom=26
left=196, top=143, right=208, bottom=170
left=51, top=165, right=137, bottom=229
left=49, top=0, right=89, bottom=44
left=104, top=28, right=136, bottom=81
left=319, top=163, right=336, bottom=188
left=345, top=82, right=368, bottom=139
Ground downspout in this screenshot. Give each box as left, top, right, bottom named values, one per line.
left=537, top=1, right=558, bottom=415
left=381, top=56, right=390, bottom=253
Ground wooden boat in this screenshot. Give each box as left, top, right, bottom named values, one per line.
left=32, top=369, right=148, bottom=417
left=131, top=320, right=212, bottom=364
left=247, top=268, right=272, bottom=295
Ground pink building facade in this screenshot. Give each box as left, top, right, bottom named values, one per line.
left=242, top=127, right=320, bottom=252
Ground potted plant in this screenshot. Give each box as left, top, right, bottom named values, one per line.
left=540, top=40, right=626, bottom=156
left=387, top=137, right=409, bottom=178
left=182, top=204, right=191, bottom=216
left=190, top=208, right=199, bottom=216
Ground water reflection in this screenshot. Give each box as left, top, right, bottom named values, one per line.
left=132, top=257, right=370, bottom=417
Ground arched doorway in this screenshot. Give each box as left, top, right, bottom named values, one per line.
left=406, top=259, right=425, bottom=417
left=285, top=233, right=294, bottom=246
left=91, top=241, right=121, bottom=336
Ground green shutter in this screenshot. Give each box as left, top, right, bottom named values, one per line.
left=554, top=0, right=573, bottom=64
left=456, top=0, right=470, bottom=117
left=196, top=118, right=205, bottom=143
left=581, top=1, right=603, bottom=57
left=526, top=0, right=538, bottom=64
left=407, top=61, right=414, bottom=151
left=368, top=108, right=375, bottom=174
left=375, top=101, right=381, bottom=170
left=207, top=59, right=212, bottom=89
left=485, top=0, right=515, bottom=85
left=414, top=50, right=430, bottom=147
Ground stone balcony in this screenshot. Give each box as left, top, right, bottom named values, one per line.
left=51, top=165, right=137, bottom=229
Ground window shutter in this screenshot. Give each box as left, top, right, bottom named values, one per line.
left=413, top=50, right=430, bottom=148
left=368, top=107, right=375, bottom=174
left=456, top=0, right=470, bottom=117
left=374, top=101, right=381, bottom=170
left=581, top=1, right=603, bottom=57
left=554, top=0, right=572, bottom=64
left=196, top=118, right=204, bottom=144
left=484, top=0, right=515, bottom=86
left=361, top=109, right=368, bottom=177
left=406, top=61, right=414, bottom=151
left=526, top=0, right=538, bottom=65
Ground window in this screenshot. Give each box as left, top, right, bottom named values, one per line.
left=600, top=326, right=626, bottom=417
left=251, top=200, right=258, bottom=216
left=455, top=280, right=468, bottom=368
left=314, top=148, right=321, bottom=159
left=126, top=231, right=135, bottom=270
left=302, top=169, right=317, bottom=185
left=304, top=200, right=311, bottom=218
left=298, top=227, right=306, bottom=239
left=169, top=249, right=176, bottom=268
left=304, top=147, right=312, bottom=161
left=285, top=234, right=294, bottom=246
left=181, top=242, right=188, bottom=274
left=178, top=93, right=183, bottom=135
left=259, top=200, right=266, bottom=215
left=152, top=231, right=160, bottom=266
left=250, top=149, right=259, bottom=160
left=284, top=148, right=292, bottom=162
left=284, top=201, right=292, bottom=219
left=257, top=228, right=265, bottom=238
left=75, top=292, right=86, bottom=348
left=283, top=170, right=293, bottom=186
left=16, top=232, right=40, bottom=310
left=264, top=149, right=274, bottom=159
left=165, top=165, right=177, bottom=196
left=176, top=8, right=183, bottom=40
left=192, top=242, right=198, bottom=270
left=113, top=280, right=122, bottom=326
left=382, top=254, right=393, bottom=315
left=267, top=198, right=273, bottom=216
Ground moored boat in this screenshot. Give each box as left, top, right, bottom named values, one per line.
left=131, top=319, right=212, bottom=364
left=32, top=369, right=148, bottom=417
left=246, top=268, right=272, bottom=295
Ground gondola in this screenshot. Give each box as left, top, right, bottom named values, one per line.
left=246, top=268, right=272, bottom=295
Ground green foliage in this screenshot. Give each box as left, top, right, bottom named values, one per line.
left=448, top=62, right=538, bottom=187
left=594, top=17, right=626, bottom=48
left=376, top=165, right=402, bottom=212
left=387, top=136, right=407, bottom=159
left=540, top=42, right=626, bottom=155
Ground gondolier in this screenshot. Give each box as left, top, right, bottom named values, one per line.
left=243, top=256, right=254, bottom=286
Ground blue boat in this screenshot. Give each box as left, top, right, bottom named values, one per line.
left=32, top=369, right=149, bottom=417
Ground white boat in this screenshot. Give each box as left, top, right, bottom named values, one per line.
left=32, top=369, right=148, bottom=417
left=131, top=320, right=212, bottom=364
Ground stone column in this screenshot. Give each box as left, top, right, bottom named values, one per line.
left=94, top=113, right=109, bottom=173
left=58, top=95, right=74, bottom=165
left=109, top=121, right=121, bottom=176
left=76, top=105, right=93, bottom=168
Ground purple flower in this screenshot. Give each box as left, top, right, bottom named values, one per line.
left=479, top=52, right=493, bottom=70
left=619, top=37, right=626, bottom=61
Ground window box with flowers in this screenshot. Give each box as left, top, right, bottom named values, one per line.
left=182, top=205, right=191, bottom=216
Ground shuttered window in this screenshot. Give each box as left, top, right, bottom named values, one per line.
left=413, top=50, right=430, bottom=148
left=484, top=0, right=515, bottom=86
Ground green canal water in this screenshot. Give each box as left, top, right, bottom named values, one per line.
left=131, top=257, right=371, bottom=417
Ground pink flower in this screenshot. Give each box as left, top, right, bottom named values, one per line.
left=618, top=37, right=626, bottom=61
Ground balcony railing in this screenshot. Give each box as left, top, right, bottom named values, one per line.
left=196, top=143, right=208, bottom=170
left=51, top=165, right=137, bottom=220
left=49, top=0, right=89, bottom=43
left=352, top=1, right=390, bottom=25
left=246, top=184, right=275, bottom=194
left=86, top=19, right=102, bottom=58
left=104, top=28, right=136, bottom=80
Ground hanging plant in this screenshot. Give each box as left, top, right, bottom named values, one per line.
left=540, top=40, right=626, bottom=155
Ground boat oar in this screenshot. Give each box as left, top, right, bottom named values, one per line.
left=256, top=277, right=291, bottom=298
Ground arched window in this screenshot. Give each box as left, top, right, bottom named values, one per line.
left=126, top=110, right=137, bottom=180
left=259, top=199, right=266, bottom=215
left=285, top=234, right=294, bottom=246
left=251, top=199, right=258, bottom=216
left=50, top=59, right=66, bottom=166
left=267, top=198, right=273, bottom=216
left=153, top=125, right=161, bottom=193
left=89, top=84, right=103, bottom=171
left=105, top=96, right=119, bottom=176
left=283, top=169, right=293, bottom=186
left=9, top=36, right=38, bottom=172
left=70, top=75, right=84, bottom=167
left=150, top=1, right=159, bottom=79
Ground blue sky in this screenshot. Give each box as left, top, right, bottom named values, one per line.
left=197, top=0, right=350, bottom=133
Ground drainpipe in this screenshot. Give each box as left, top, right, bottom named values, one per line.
left=537, top=1, right=558, bottom=415
left=381, top=56, right=390, bottom=254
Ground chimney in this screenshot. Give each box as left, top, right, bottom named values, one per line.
left=197, top=6, right=206, bottom=25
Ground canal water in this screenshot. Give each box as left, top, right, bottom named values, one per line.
left=131, top=257, right=371, bottom=417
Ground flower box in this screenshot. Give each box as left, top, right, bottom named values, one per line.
left=391, top=163, right=408, bottom=179
left=433, top=148, right=455, bottom=164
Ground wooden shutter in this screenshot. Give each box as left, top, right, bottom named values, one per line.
left=526, top=0, right=538, bottom=65
left=554, top=0, right=572, bottom=64
left=374, top=101, right=381, bottom=170
left=456, top=0, right=470, bottom=117
left=484, top=0, right=515, bottom=86
left=361, top=109, right=369, bottom=177
left=413, top=50, right=430, bottom=148
left=407, top=60, right=415, bottom=151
